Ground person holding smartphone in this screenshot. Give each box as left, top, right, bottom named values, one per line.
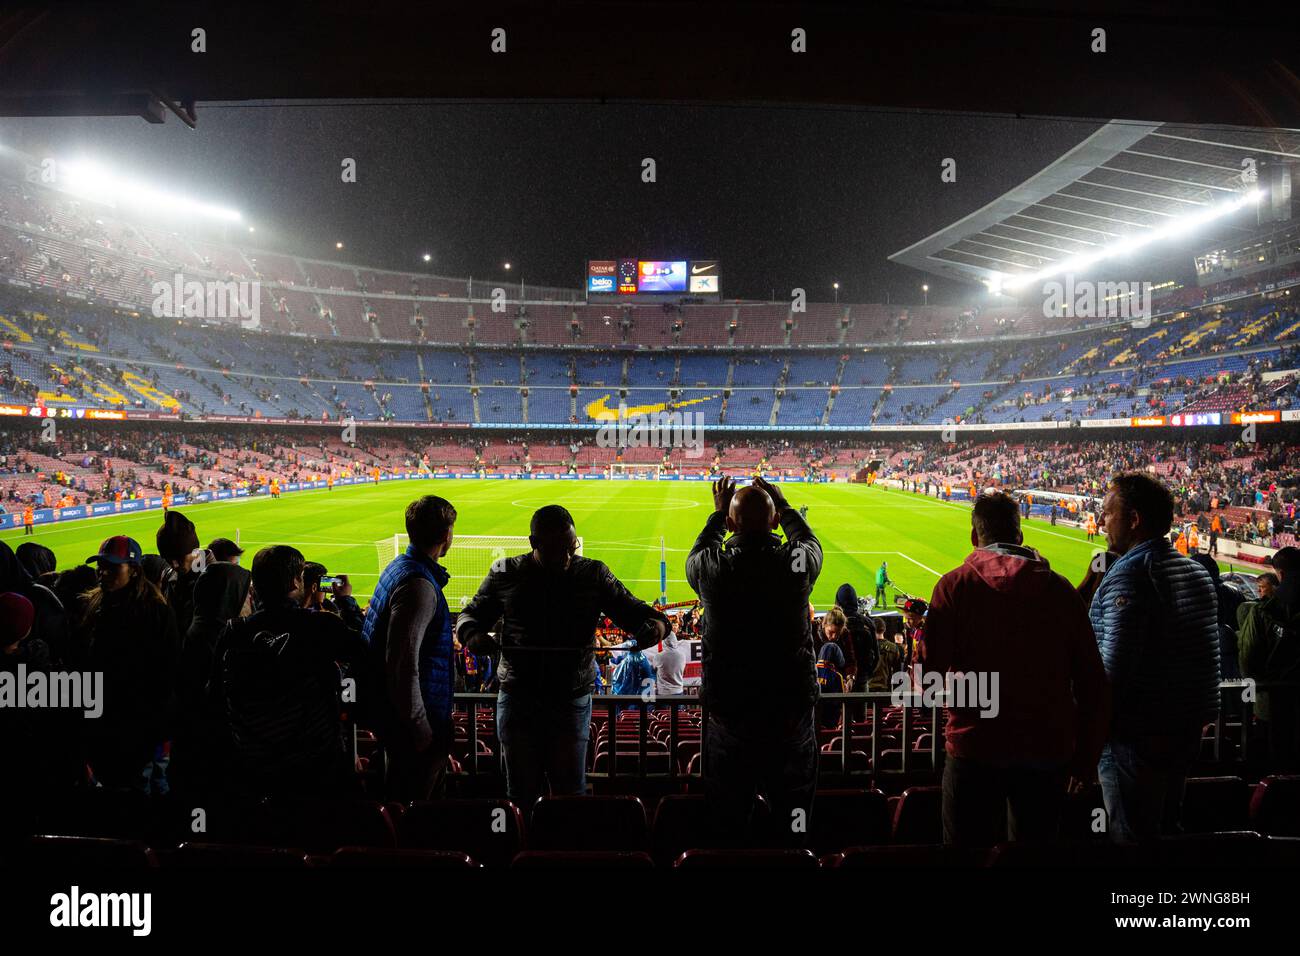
left=301, top=561, right=364, bottom=631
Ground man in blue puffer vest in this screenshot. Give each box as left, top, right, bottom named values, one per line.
left=1090, top=472, right=1220, bottom=844
left=362, top=495, right=458, bottom=801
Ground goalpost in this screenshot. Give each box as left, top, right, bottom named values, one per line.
left=374, top=534, right=584, bottom=611
left=608, top=463, right=663, bottom=480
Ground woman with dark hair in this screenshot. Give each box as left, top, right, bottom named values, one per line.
left=76, top=535, right=179, bottom=793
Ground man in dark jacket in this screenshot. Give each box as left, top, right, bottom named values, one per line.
left=458, top=505, right=669, bottom=809
left=834, top=583, right=879, bottom=691
left=926, top=491, right=1109, bottom=846
left=686, top=475, right=822, bottom=846
left=363, top=496, right=458, bottom=801
left=1239, top=546, right=1300, bottom=771
left=1091, top=473, right=1220, bottom=843
left=213, top=545, right=368, bottom=800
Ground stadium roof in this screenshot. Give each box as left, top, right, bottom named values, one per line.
left=889, top=122, right=1300, bottom=288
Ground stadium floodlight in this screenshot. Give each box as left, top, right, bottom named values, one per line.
left=503, top=262, right=512, bottom=270
left=335, top=241, right=344, bottom=249
left=422, top=253, right=432, bottom=262
left=1001, top=188, right=1262, bottom=291
left=247, top=226, right=255, bottom=233
left=61, top=161, right=241, bottom=222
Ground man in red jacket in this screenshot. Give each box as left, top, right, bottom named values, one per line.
left=925, top=491, right=1109, bottom=847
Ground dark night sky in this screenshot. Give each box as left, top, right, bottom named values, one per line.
left=1, top=103, right=1100, bottom=305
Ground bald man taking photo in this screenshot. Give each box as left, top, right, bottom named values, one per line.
left=686, top=475, right=823, bottom=846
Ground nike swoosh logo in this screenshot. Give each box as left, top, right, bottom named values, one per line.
left=691, top=264, right=715, bottom=274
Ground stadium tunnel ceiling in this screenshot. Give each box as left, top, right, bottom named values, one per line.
left=890, top=123, right=1300, bottom=287
left=0, top=1, right=1299, bottom=128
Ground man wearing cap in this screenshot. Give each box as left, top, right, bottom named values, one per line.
left=1239, top=546, right=1300, bottom=771
left=208, top=537, right=245, bottom=566
left=79, top=535, right=179, bottom=792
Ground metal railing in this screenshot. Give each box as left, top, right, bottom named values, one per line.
left=447, top=691, right=949, bottom=781
left=443, top=681, right=1300, bottom=783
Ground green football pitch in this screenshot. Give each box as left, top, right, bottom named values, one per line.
left=0, top=480, right=1232, bottom=609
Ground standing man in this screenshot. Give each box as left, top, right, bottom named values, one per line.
left=457, top=505, right=669, bottom=811
left=362, top=496, right=458, bottom=801
left=1091, top=473, right=1220, bottom=843
left=22, top=504, right=34, bottom=536
left=874, top=560, right=892, bottom=608
left=1239, top=547, right=1300, bottom=771
left=925, top=491, right=1109, bottom=846
left=686, top=476, right=822, bottom=846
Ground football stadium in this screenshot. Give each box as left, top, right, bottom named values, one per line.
left=2, top=0, right=1300, bottom=928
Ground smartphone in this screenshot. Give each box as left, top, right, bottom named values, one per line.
left=321, top=575, right=343, bottom=591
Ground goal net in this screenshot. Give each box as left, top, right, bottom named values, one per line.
left=374, top=534, right=583, bottom=611
left=608, top=463, right=662, bottom=480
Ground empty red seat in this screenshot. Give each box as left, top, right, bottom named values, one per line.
left=245, top=799, right=397, bottom=853
left=1149, top=831, right=1267, bottom=867
left=649, top=794, right=732, bottom=865
left=808, top=789, right=891, bottom=855
left=511, top=850, right=654, bottom=868
left=674, top=848, right=819, bottom=868
left=331, top=847, right=479, bottom=868
left=398, top=799, right=524, bottom=867
left=827, top=844, right=986, bottom=868
left=25, top=835, right=157, bottom=868
left=1181, top=776, right=1251, bottom=834
left=528, top=795, right=649, bottom=852
left=987, top=840, right=1143, bottom=868
left=1249, top=775, right=1300, bottom=837
left=169, top=842, right=312, bottom=868
left=892, top=786, right=942, bottom=844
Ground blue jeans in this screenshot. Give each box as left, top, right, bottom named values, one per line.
left=1098, top=731, right=1200, bottom=844
left=497, top=691, right=593, bottom=812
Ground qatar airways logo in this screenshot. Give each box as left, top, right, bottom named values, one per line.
left=151, top=273, right=260, bottom=328
left=1042, top=277, right=1152, bottom=328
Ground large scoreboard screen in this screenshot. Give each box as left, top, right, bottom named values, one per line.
left=587, top=259, right=720, bottom=300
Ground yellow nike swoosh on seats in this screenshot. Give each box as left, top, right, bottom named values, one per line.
left=584, top=393, right=717, bottom=422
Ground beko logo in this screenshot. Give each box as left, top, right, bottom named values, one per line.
left=691, top=262, right=716, bottom=275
